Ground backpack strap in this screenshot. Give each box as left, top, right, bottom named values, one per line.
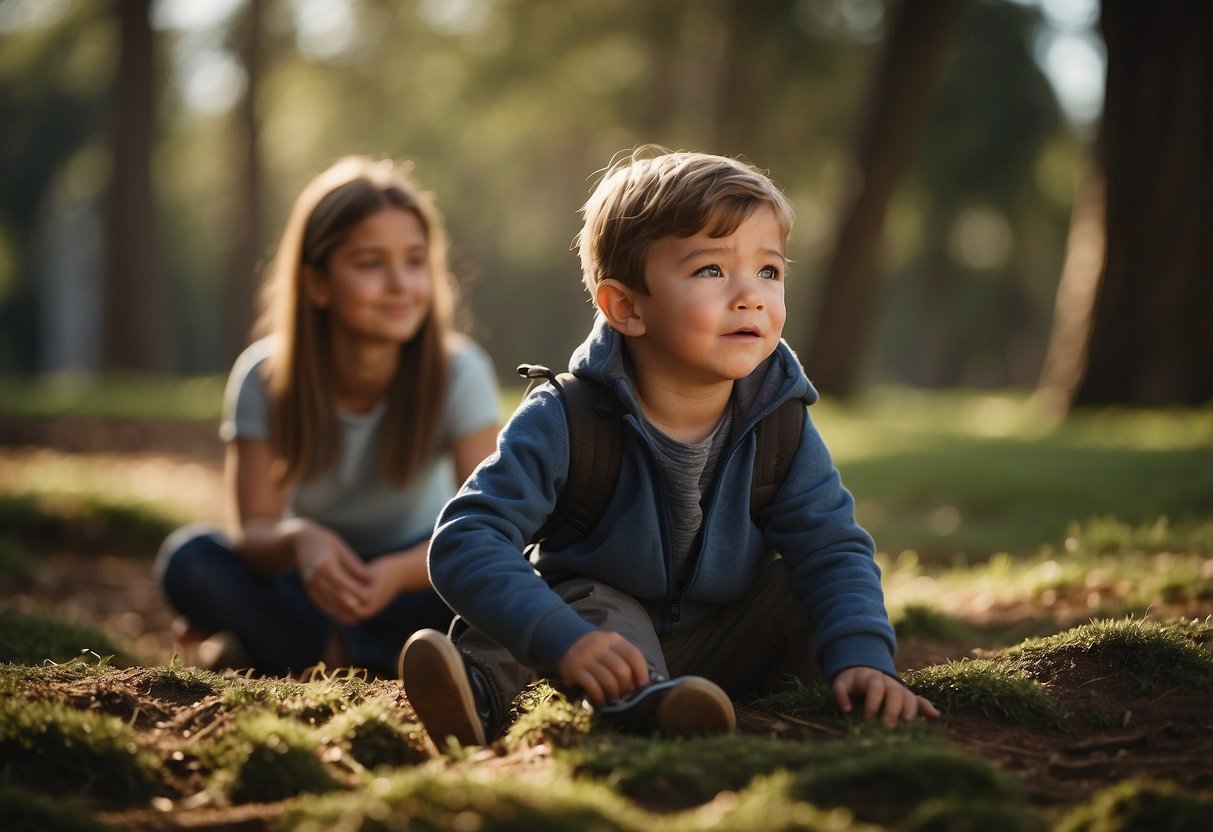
left=517, top=364, right=805, bottom=547
left=749, top=397, right=805, bottom=518
left=517, top=365, right=622, bottom=551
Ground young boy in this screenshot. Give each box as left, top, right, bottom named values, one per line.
left=401, top=147, right=938, bottom=747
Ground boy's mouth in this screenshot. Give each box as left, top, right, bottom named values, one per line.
left=726, top=327, right=761, bottom=337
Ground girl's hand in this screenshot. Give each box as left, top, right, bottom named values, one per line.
left=557, top=630, right=650, bottom=705
left=361, top=557, right=407, bottom=619
left=293, top=521, right=372, bottom=625
left=831, top=666, right=941, bottom=727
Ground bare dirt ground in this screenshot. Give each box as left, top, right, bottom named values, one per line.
left=2, top=416, right=1212, bottom=829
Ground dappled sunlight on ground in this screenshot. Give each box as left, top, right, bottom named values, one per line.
left=0, top=446, right=226, bottom=527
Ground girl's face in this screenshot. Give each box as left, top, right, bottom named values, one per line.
left=305, top=207, right=432, bottom=346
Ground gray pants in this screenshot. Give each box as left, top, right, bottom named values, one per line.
left=457, top=557, right=817, bottom=719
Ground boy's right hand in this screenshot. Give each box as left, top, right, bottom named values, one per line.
left=557, top=631, right=650, bottom=705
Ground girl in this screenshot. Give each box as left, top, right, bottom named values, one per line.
left=156, top=156, right=499, bottom=677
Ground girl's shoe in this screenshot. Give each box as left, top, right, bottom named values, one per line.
left=172, top=619, right=251, bottom=671
left=194, top=631, right=252, bottom=671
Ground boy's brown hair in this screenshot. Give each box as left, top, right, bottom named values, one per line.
left=575, top=146, right=795, bottom=302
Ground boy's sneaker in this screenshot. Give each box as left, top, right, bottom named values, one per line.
left=597, top=673, right=736, bottom=737
left=398, top=629, right=495, bottom=749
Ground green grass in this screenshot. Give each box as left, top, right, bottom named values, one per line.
left=503, top=681, right=593, bottom=751
left=903, top=798, right=1047, bottom=832
left=0, top=535, right=36, bottom=582
left=319, top=702, right=429, bottom=770
left=0, top=491, right=179, bottom=555
left=1000, top=617, right=1213, bottom=694
left=904, top=660, right=1067, bottom=727
left=0, top=783, right=107, bottom=832
left=0, top=607, right=136, bottom=666
left=810, top=388, right=1213, bottom=562
left=0, top=651, right=222, bottom=696
left=893, top=603, right=984, bottom=641
left=752, top=658, right=1070, bottom=732
left=204, top=712, right=344, bottom=803
left=0, top=373, right=225, bottom=421
left=0, top=697, right=161, bottom=802
left=285, top=765, right=888, bottom=832
left=881, top=519, right=1213, bottom=623
left=1055, top=779, right=1213, bottom=832
left=563, top=733, right=1023, bottom=828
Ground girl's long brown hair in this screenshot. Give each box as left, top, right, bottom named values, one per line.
left=255, top=156, right=455, bottom=487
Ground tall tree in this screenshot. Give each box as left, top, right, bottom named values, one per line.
left=804, top=0, right=962, bottom=397
left=223, top=0, right=266, bottom=363
left=1040, top=0, right=1213, bottom=408
left=103, top=0, right=172, bottom=371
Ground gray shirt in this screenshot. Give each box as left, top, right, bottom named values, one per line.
left=638, top=398, right=738, bottom=584
left=221, top=336, right=499, bottom=557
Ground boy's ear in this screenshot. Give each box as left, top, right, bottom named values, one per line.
left=301, top=264, right=331, bottom=309
left=596, top=279, right=646, bottom=336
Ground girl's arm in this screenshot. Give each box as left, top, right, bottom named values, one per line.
left=226, top=437, right=295, bottom=574
left=227, top=437, right=371, bottom=624
left=360, top=423, right=499, bottom=611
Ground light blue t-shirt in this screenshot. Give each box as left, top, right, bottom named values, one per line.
left=220, top=336, right=499, bottom=557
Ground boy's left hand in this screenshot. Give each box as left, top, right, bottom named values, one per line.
left=832, top=666, right=941, bottom=726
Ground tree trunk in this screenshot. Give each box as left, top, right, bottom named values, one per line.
left=1035, top=162, right=1106, bottom=413
left=805, top=0, right=962, bottom=397
left=714, top=0, right=784, bottom=156
left=103, top=0, right=171, bottom=371
left=223, top=0, right=266, bottom=363
left=1067, top=0, right=1213, bottom=407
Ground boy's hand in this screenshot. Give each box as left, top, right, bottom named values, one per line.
left=832, top=666, right=941, bottom=727
left=557, top=631, right=650, bottom=705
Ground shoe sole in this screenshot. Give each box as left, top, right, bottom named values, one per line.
left=398, top=629, right=486, bottom=748
left=657, top=676, right=736, bottom=737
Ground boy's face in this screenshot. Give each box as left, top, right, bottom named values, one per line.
left=632, top=205, right=787, bottom=385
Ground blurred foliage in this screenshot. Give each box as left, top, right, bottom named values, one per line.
left=0, top=0, right=1082, bottom=388
left=0, top=372, right=224, bottom=419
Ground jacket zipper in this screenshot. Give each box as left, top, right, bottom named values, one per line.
left=625, top=416, right=679, bottom=633
left=680, top=407, right=770, bottom=601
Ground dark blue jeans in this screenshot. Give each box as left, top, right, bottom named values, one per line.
left=154, top=523, right=454, bottom=677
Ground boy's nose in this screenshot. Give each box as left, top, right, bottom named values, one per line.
left=734, top=289, right=764, bottom=310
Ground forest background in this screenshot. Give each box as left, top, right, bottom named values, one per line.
left=3, top=0, right=1206, bottom=410
left=1, top=4, right=1211, bottom=827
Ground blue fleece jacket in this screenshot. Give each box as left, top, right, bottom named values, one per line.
left=428, top=315, right=898, bottom=681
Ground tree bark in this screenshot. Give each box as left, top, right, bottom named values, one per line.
left=805, top=0, right=962, bottom=397
left=103, top=0, right=171, bottom=371
left=1066, top=0, right=1213, bottom=407
left=1035, top=162, right=1106, bottom=413
left=223, top=0, right=266, bottom=363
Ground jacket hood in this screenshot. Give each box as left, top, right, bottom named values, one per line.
left=568, top=313, right=818, bottom=426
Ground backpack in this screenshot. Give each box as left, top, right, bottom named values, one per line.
left=517, top=364, right=805, bottom=551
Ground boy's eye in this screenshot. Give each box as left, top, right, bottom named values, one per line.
left=693, top=264, right=723, bottom=278
left=758, top=265, right=781, bottom=280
